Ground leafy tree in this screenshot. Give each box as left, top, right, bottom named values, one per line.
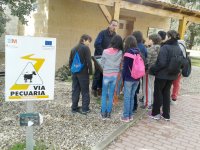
left=0, top=0, right=36, bottom=36
left=170, top=0, right=200, bottom=49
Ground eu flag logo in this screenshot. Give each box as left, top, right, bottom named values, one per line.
left=45, top=41, right=52, bottom=46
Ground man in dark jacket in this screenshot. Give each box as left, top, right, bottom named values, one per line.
left=150, top=30, right=183, bottom=121
left=92, top=20, right=118, bottom=97
left=69, top=34, right=93, bottom=114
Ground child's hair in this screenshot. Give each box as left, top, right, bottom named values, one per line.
left=167, top=30, right=180, bottom=41
left=132, top=31, right=144, bottom=43
left=149, top=34, right=162, bottom=45
left=158, top=31, right=167, bottom=41
left=79, top=34, right=92, bottom=44
left=124, top=35, right=137, bottom=52
left=109, top=35, right=123, bottom=50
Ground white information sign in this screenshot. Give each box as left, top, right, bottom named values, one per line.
left=5, top=35, right=56, bottom=101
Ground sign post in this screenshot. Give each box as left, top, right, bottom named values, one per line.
left=5, top=35, right=56, bottom=150
left=26, top=101, right=34, bottom=150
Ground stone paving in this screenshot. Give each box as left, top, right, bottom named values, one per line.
left=107, top=95, right=200, bottom=150
left=107, top=67, right=200, bottom=150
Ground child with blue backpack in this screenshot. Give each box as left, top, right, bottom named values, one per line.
left=69, top=34, right=93, bottom=115
left=121, top=35, right=145, bottom=122
left=100, top=35, right=123, bottom=120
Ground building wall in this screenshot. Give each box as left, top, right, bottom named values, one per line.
left=17, top=0, right=171, bottom=69
left=48, top=0, right=108, bottom=68
left=120, top=9, right=171, bottom=38
left=47, top=0, right=170, bottom=69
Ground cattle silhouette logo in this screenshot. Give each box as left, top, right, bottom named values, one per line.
left=16, top=62, right=43, bottom=85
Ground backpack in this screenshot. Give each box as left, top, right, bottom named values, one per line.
left=124, top=53, right=145, bottom=79
left=70, top=51, right=84, bottom=74
left=179, top=43, right=192, bottom=77
left=167, top=55, right=183, bottom=75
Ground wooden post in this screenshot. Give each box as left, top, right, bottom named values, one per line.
left=99, top=4, right=112, bottom=23
left=178, top=17, right=188, bottom=40
left=114, top=0, right=121, bottom=22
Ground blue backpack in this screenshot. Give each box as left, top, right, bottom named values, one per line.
left=71, top=51, right=84, bottom=74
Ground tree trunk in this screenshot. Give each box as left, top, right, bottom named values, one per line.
left=188, top=32, right=196, bottom=49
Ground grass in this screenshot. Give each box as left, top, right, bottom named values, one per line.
left=10, top=141, right=47, bottom=150
left=191, top=57, right=200, bottom=67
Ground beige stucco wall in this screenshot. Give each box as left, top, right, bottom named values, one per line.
left=47, top=0, right=170, bottom=69
left=17, top=0, right=171, bottom=69
left=120, top=9, right=171, bottom=38
left=48, top=0, right=109, bottom=68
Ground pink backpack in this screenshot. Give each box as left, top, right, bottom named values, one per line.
left=124, top=53, right=145, bottom=79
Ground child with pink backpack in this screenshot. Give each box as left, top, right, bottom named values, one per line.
left=121, top=35, right=145, bottom=122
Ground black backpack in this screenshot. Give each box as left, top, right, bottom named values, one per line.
left=168, top=55, right=183, bottom=75
left=179, top=43, right=192, bottom=77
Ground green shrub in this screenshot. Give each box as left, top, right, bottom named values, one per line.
left=55, top=64, right=71, bottom=81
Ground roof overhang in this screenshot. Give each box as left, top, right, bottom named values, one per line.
left=81, top=0, right=200, bottom=24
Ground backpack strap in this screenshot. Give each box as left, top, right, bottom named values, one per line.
left=124, top=53, right=135, bottom=74
left=124, top=53, right=136, bottom=59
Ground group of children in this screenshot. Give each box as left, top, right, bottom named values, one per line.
left=100, top=31, right=163, bottom=122
left=69, top=29, right=184, bottom=122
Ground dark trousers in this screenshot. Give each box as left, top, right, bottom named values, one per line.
left=92, top=67, right=103, bottom=90
left=152, top=78, right=173, bottom=119
left=133, top=82, right=140, bottom=111
left=72, top=74, right=90, bottom=112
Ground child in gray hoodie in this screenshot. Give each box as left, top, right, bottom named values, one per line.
left=100, top=35, right=123, bottom=120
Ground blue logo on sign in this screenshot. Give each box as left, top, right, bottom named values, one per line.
left=45, top=41, right=52, bottom=46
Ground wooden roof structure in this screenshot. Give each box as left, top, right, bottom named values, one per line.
left=81, top=0, right=200, bottom=39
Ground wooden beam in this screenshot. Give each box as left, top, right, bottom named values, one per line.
left=114, top=1, right=121, bottom=21
left=99, top=4, right=112, bottom=23
left=81, top=0, right=200, bottom=24
left=81, top=0, right=114, bottom=6
left=120, top=1, right=183, bottom=19
left=187, top=16, right=200, bottom=24
left=178, top=17, right=187, bottom=40
left=186, top=21, right=192, bottom=29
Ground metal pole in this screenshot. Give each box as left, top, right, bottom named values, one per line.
left=26, top=101, right=34, bottom=150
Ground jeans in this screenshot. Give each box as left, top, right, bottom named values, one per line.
left=123, top=80, right=139, bottom=118
left=101, top=75, right=117, bottom=113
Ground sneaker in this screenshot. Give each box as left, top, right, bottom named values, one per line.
left=101, top=113, right=107, bottom=120
left=161, top=115, right=170, bottom=121
left=120, top=117, right=130, bottom=123
left=147, top=105, right=152, bottom=110
left=170, top=99, right=177, bottom=105
left=150, top=114, right=161, bottom=120
left=79, top=109, right=91, bottom=115
left=129, top=116, right=134, bottom=121
left=107, top=113, right=111, bottom=119
left=71, top=107, right=81, bottom=113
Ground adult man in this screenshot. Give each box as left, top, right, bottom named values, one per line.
left=92, top=20, right=118, bottom=97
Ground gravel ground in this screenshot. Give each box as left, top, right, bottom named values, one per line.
left=1, top=53, right=200, bottom=149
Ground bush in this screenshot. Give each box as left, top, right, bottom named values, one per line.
left=55, top=64, right=71, bottom=81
